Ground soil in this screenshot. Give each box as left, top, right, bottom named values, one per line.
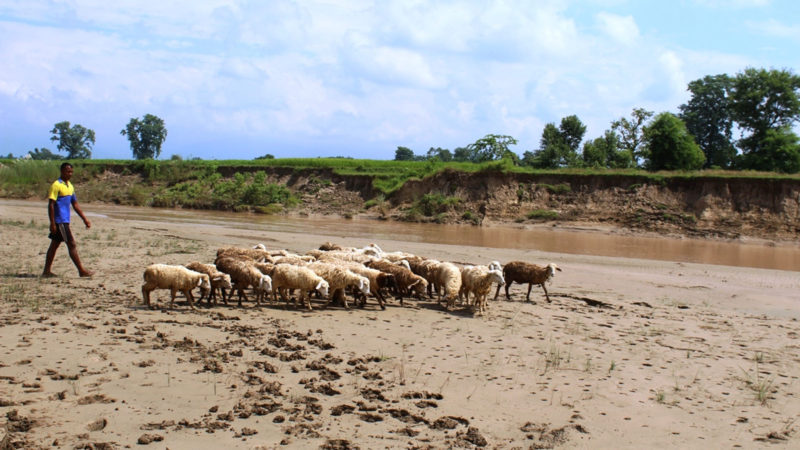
left=69, top=168, right=800, bottom=243
left=0, top=199, right=798, bottom=448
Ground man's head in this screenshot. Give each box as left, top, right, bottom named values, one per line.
left=60, top=162, right=73, bottom=181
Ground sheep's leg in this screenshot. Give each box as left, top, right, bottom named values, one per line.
left=493, top=283, right=502, bottom=301
left=185, top=290, right=195, bottom=309
left=505, top=282, right=513, bottom=300
left=169, top=288, right=178, bottom=308
left=541, top=283, right=551, bottom=303
left=142, top=285, right=151, bottom=307
left=525, top=283, right=533, bottom=302
left=220, top=287, right=229, bottom=306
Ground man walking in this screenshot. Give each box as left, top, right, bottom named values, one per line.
left=42, top=162, right=94, bottom=277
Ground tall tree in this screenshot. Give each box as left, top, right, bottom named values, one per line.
left=643, top=112, right=705, bottom=171
left=729, top=68, right=800, bottom=172
left=121, top=114, right=168, bottom=160
left=49, top=121, right=95, bottom=159
left=524, top=115, right=585, bottom=168
left=679, top=74, right=736, bottom=168
left=394, top=146, right=414, bottom=161
left=465, top=134, right=518, bottom=162
left=611, top=108, right=653, bottom=166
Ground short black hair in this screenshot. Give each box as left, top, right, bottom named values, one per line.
left=60, top=162, right=73, bottom=171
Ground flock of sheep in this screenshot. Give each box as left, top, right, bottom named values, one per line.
left=141, top=242, right=562, bottom=316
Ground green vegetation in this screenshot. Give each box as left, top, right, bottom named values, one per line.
left=526, top=209, right=559, bottom=220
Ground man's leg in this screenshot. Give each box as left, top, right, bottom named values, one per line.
left=66, top=240, right=93, bottom=277
left=42, top=239, right=61, bottom=277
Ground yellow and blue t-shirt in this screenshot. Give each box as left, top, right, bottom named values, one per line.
left=48, top=179, right=76, bottom=224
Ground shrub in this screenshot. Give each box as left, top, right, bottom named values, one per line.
left=526, top=209, right=559, bottom=220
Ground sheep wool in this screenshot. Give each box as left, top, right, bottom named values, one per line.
left=142, top=264, right=211, bottom=309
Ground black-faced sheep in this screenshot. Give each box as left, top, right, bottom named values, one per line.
left=142, top=264, right=211, bottom=309
left=494, top=262, right=561, bottom=303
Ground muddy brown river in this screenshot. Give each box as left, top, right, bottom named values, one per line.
left=67, top=202, right=800, bottom=272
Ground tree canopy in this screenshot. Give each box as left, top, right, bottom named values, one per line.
left=523, top=115, right=585, bottom=168
left=121, top=114, right=168, bottom=160
left=679, top=74, right=735, bottom=168
left=49, top=121, right=95, bottom=159
left=644, top=112, right=705, bottom=171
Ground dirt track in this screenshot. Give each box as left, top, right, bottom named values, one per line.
left=1, top=199, right=799, bottom=449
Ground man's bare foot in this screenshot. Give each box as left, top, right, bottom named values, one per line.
left=41, top=272, right=57, bottom=278
left=79, top=270, right=94, bottom=278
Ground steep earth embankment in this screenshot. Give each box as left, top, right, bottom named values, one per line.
left=20, top=166, right=800, bottom=242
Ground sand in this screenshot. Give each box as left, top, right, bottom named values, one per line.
left=0, top=199, right=799, bottom=449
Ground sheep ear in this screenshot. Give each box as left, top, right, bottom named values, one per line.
left=315, top=280, right=325, bottom=290
left=409, top=280, right=420, bottom=288
left=196, top=278, right=204, bottom=287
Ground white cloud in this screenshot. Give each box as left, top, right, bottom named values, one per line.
left=747, top=18, right=800, bottom=40
left=596, top=12, right=639, bottom=46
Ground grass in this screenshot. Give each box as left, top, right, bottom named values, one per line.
left=526, top=209, right=559, bottom=220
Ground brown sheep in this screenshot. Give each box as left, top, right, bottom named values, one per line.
left=494, top=262, right=561, bottom=303
left=365, top=259, right=428, bottom=305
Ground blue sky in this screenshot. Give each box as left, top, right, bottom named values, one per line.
left=1, top=0, right=798, bottom=160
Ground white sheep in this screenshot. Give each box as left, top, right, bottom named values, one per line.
left=141, top=264, right=211, bottom=309
left=494, top=262, right=561, bottom=303
left=307, top=261, right=370, bottom=309
left=330, top=261, right=396, bottom=310
left=184, top=262, right=233, bottom=305
left=270, top=264, right=330, bottom=310
left=434, top=262, right=462, bottom=310
left=459, top=265, right=505, bottom=315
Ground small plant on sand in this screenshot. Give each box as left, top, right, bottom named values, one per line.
left=609, top=360, right=616, bottom=374
left=655, top=390, right=666, bottom=403
left=739, top=362, right=775, bottom=406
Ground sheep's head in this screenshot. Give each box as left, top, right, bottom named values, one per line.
left=489, top=269, right=505, bottom=285
left=547, top=263, right=562, bottom=278
left=411, top=278, right=428, bottom=296
left=397, top=259, right=411, bottom=270
left=259, top=274, right=273, bottom=292
left=197, top=274, right=211, bottom=291
left=315, top=279, right=330, bottom=298
left=357, top=277, right=370, bottom=294
left=214, top=274, right=233, bottom=290
left=488, top=261, right=502, bottom=272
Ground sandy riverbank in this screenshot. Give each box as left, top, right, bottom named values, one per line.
left=1, top=200, right=798, bottom=449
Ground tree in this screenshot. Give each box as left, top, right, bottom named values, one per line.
left=426, top=147, right=453, bottom=162
left=453, top=147, right=471, bottom=162
left=643, top=112, right=705, bottom=171
left=121, top=114, right=168, bottom=160
left=465, top=134, right=518, bottom=163
left=736, top=126, right=800, bottom=173
left=394, top=146, right=414, bottom=161
left=679, top=74, right=736, bottom=168
left=50, top=121, right=95, bottom=159
left=524, top=116, right=585, bottom=168
left=29, top=147, right=63, bottom=160
left=729, top=68, right=800, bottom=172
left=582, top=130, right=635, bottom=169
left=611, top=108, right=653, bottom=166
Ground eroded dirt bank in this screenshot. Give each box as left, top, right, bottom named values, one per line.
left=76, top=167, right=800, bottom=243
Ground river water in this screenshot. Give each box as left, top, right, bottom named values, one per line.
left=79, top=203, right=800, bottom=272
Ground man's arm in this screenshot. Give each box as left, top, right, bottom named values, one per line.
left=48, top=199, right=57, bottom=233
left=72, top=200, right=91, bottom=229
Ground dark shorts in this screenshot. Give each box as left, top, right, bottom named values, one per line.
left=49, top=223, right=74, bottom=244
